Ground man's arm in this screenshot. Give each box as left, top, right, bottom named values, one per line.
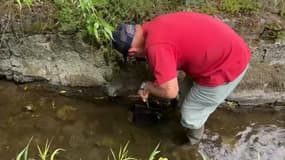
left=139, top=77, right=179, bottom=101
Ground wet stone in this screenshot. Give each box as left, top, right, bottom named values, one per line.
left=22, top=104, right=36, bottom=112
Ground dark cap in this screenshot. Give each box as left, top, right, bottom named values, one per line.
left=112, top=24, right=136, bottom=61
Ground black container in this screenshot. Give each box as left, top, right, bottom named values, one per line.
left=128, top=103, right=163, bottom=127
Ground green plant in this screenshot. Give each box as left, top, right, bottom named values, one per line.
left=37, top=139, right=65, bottom=160
left=16, top=138, right=65, bottom=160
left=16, top=0, right=34, bottom=10
left=256, top=0, right=285, bottom=16
left=148, top=143, right=160, bottom=160
left=220, top=0, right=258, bottom=15
left=55, top=0, right=114, bottom=43
left=109, top=141, right=137, bottom=160
left=185, top=0, right=206, bottom=5
left=79, top=0, right=114, bottom=42
left=57, top=3, right=82, bottom=31
left=16, top=137, right=33, bottom=160
left=109, top=142, right=168, bottom=160
left=198, top=1, right=219, bottom=15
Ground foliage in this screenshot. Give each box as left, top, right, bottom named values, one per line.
left=197, top=1, right=219, bottom=15
left=15, top=0, right=181, bottom=44
left=37, top=138, right=65, bottom=160
left=16, top=0, right=34, bottom=10
left=16, top=138, right=65, bottom=160
left=16, top=137, right=33, bottom=160
left=220, top=0, right=258, bottom=15
left=185, top=0, right=206, bottom=5
left=51, top=0, right=181, bottom=44
left=257, top=0, right=285, bottom=17
left=109, top=141, right=137, bottom=160
left=53, top=0, right=114, bottom=44
left=54, top=0, right=83, bottom=31
left=109, top=142, right=168, bottom=160
left=148, top=143, right=161, bottom=160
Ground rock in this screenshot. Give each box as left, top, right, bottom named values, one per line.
left=0, top=33, right=116, bottom=86
left=22, top=104, right=36, bottom=112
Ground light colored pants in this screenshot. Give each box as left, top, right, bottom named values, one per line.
left=180, top=66, right=248, bottom=129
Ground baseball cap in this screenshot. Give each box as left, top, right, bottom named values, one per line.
left=112, top=23, right=136, bottom=61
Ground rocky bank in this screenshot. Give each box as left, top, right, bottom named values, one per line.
left=0, top=1, right=285, bottom=108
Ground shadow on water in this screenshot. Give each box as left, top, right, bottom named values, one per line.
left=0, top=80, right=284, bottom=160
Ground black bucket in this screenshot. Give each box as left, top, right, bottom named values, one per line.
left=128, top=103, right=163, bottom=127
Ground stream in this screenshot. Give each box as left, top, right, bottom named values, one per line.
left=0, top=80, right=284, bottom=160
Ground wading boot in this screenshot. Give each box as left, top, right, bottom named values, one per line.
left=171, top=126, right=205, bottom=159
left=186, top=125, right=204, bottom=145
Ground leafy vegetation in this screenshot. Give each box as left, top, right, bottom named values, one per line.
left=15, top=0, right=181, bottom=44
left=16, top=0, right=34, bottom=10
left=259, top=0, right=285, bottom=17
left=15, top=0, right=285, bottom=44
left=16, top=138, right=65, bottom=160
left=17, top=139, right=168, bottom=160
left=219, top=0, right=258, bottom=15
left=52, top=0, right=114, bottom=44
left=108, top=142, right=168, bottom=160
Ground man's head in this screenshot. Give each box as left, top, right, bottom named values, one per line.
left=112, top=23, right=145, bottom=61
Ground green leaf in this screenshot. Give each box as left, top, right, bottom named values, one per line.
left=50, top=148, right=65, bottom=160
left=16, top=0, right=22, bottom=10
left=104, top=27, right=113, bottom=39
left=16, top=137, right=33, bottom=160
left=148, top=143, right=160, bottom=160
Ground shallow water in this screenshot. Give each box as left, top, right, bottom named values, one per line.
left=0, top=80, right=284, bottom=160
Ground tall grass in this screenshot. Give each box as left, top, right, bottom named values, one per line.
left=16, top=137, right=33, bottom=160
left=108, top=142, right=168, bottom=160
left=16, top=138, right=65, bottom=160
left=16, top=0, right=34, bottom=10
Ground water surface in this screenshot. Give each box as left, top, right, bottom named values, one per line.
left=0, top=80, right=284, bottom=160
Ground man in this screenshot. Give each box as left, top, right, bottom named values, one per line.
left=112, top=12, right=250, bottom=145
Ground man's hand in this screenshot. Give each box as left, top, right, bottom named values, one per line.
left=138, top=89, right=149, bottom=102
left=138, top=81, right=151, bottom=102
left=138, top=81, right=153, bottom=102
left=137, top=78, right=178, bottom=101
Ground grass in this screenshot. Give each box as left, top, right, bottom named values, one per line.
left=16, top=139, right=265, bottom=160
left=16, top=0, right=33, bottom=10
left=37, top=138, right=65, bottom=160
left=219, top=0, right=258, bottom=15
left=109, top=141, right=137, bottom=160
left=16, top=137, right=65, bottom=160
left=16, top=137, right=33, bottom=160
left=108, top=142, right=168, bottom=160
left=17, top=139, right=167, bottom=160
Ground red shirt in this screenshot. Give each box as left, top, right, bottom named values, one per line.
left=143, top=12, right=251, bottom=87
